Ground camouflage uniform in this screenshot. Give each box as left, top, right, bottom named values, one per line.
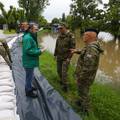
left=75, top=41, right=103, bottom=113
left=0, top=39, right=12, bottom=68
left=54, top=31, right=75, bottom=87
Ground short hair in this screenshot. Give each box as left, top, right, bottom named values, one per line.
left=28, top=22, right=38, bottom=30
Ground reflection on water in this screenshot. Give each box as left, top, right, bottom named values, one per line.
left=41, top=34, right=120, bottom=83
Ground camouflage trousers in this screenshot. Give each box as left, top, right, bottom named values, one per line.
left=56, top=58, right=70, bottom=86
left=0, top=45, right=11, bottom=67
left=76, top=74, right=95, bottom=113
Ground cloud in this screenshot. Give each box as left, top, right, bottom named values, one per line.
left=43, top=0, right=72, bottom=22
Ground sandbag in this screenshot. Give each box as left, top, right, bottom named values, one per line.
left=0, top=110, right=15, bottom=120
left=0, top=96, right=15, bottom=102
left=0, top=86, right=14, bottom=93
left=0, top=102, right=14, bottom=111
left=0, top=81, right=13, bottom=87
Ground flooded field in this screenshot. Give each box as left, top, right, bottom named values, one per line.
left=40, top=33, right=120, bottom=83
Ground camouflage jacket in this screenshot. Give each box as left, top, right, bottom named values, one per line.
left=75, top=41, right=103, bottom=80
left=54, top=31, right=75, bottom=60
left=0, top=39, right=5, bottom=45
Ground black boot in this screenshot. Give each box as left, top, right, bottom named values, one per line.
left=26, top=90, right=37, bottom=98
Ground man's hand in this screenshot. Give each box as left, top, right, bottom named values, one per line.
left=41, top=47, right=46, bottom=52
left=69, top=48, right=81, bottom=54
left=69, top=48, right=77, bottom=54
left=66, top=58, right=70, bottom=62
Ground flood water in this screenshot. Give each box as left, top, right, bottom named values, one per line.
left=40, top=33, right=120, bottom=83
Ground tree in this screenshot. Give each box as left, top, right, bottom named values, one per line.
left=38, top=16, right=48, bottom=27
left=70, top=0, right=104, bottom=31
left=51, top=18, right=60, bottom=24
left=66, top=15, right=73, bottom=29
left=18, top=0, right=49, bottom=22
left=62, top=13, right=66, bottom=22
left=0, top=15, right=5, bottom=24
left=104, top=0, right=120, bottom=39
left=0, top=2, right=14, bottom=30
left=10, top=7, right=26, bottom=30
left=0, top=2, right=26, bottom=30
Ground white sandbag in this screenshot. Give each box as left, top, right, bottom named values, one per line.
left=0, top=110, right=15, bottom=120
left=0, top=92, right=14, bottom=96
left=0, top=81, right=13, bottom=87
left=0, top=71, right=12, bottom=75
left=0, top=66, right=10, bottom=72
left=0, top=102, right=14, bottom=111
left=0, top=94, right=14, bottom=97
left=0, top=96, right=15, bottom=102
left=0, top=86, right=14, bottom=93
left=0, top=74, right=12, bottom=80
left=0, top=78, right=11, bottom=82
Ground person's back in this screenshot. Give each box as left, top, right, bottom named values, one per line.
left=75, top=41, right=103, bottom=81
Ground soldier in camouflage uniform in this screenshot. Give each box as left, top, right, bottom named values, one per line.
left=71, top=28, right=103, bottom=114
left=54, top=23, right=75, bottom=92
left=0, top=39, right=12, bottom=69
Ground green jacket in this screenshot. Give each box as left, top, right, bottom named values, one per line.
left=22, top=32, right=41, bottom=68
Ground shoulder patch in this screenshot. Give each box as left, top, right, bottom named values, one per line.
left=86, top=54, right=92, bottom=58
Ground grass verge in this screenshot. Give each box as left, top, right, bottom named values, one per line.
left=38, top=29, right=51, bottom=36
left=3, top=29, right=16, bottom=34
left=39, top=51, right=120, bottom=120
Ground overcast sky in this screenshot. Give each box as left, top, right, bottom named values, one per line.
left=0, top=0, right=108, bottom=22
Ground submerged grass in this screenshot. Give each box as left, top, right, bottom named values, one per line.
left=39, top=51, right=120, bottom=120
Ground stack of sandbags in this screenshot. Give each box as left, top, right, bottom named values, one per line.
left=8, top=34, right=23, bottom=49
left=0, top=56, right=20, bottom=120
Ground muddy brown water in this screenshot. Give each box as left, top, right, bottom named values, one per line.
left=39, top=34, right=120, bottom=83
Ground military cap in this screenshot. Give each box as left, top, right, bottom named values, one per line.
left=58, top=22, right=68, bottom=29
left=84, top=28, right=99, bottom=35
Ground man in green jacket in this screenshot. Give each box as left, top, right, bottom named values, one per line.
left=22, top=23, right=45, bottom=98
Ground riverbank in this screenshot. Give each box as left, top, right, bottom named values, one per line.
left=38, top=29, right=51, bottom=37
left=3, top=29, right=16, bottom=34
left=39, top=51, right=120, bottom=120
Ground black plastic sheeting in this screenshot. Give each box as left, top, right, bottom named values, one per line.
left=11, top=38, right=82, bottom=120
